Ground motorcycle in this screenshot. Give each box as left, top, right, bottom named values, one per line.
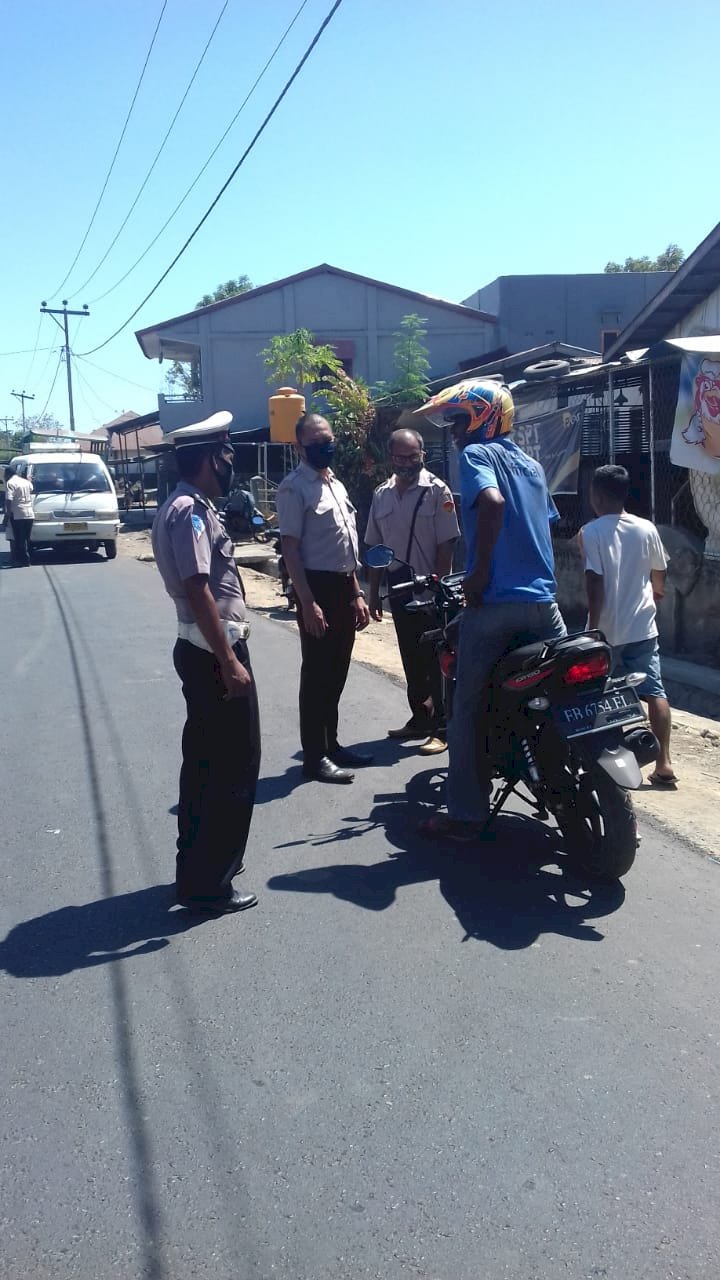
left=219, top=489, right=275, bottom=543
left=268, top=532, right=296, bottom=610
left=366, top=544, right=658, bottom=880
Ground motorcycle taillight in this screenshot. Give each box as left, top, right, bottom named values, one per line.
left=439, top=650, right=456, bottom=678
left=561, top=653, right=610, bottom=685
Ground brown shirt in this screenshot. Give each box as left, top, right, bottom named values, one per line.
left=276, top=462, right=359, bottom=572
left=365, top=469, right=459, bottom=576
left=151, top=481, right=247, bottom=625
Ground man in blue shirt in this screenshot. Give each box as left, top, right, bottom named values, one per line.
left=414, top=379, right=566, bottom=841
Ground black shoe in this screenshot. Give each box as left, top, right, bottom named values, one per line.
left=302, top=755, right=354, bottom=784
left=387, top=717, right=433, bottom=740
left=176, top=889, right=258, bottom=913
left=329, top=745, right=374, bottom=768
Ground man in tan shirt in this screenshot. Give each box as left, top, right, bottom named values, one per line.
left=366, top=429, right=459, bottom=753
left=277, top=413, right=370, bottom=784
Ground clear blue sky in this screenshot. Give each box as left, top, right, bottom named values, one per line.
left=1, top=0, right=718, bottom=433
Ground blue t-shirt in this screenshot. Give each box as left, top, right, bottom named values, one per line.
left=459, top=437, right=559, bottom=603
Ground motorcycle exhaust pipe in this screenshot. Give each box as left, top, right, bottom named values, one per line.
left=624, top=727, right=659, bottom=767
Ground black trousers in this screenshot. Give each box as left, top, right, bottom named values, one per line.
left=11, top=518, right=33, bottom=565
left=391, top=600, right=444, bottom=732
left=172, top=638, right=261, bottom=898
left=296, top=570, right=357, bottom=764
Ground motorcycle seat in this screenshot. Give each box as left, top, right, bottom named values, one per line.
left=491, top=640, right=546, bottom=688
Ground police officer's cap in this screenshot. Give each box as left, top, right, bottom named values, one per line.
left=167, top=411, right=233, bottom=451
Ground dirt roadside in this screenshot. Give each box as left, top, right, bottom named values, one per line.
left=122, top=530, right=719, bottom=861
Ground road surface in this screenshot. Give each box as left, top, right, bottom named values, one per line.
left=1, top=544, right=718, bottom=1280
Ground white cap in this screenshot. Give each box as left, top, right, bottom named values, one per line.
left=167, top=410, right=233, bottom=449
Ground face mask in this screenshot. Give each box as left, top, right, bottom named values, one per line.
left=304, top=440, right=336, bottom=470
left=213, top=456, right=234, bottom=497
left=392, top=460, right=423, bottom=481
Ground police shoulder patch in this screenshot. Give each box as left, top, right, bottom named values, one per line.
left=442, top=498, right=455, bottom=511
left=191, top=513, right=205, bottom=540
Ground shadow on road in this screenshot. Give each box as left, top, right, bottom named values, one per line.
left=268, top=766, right=625, bottom=948
left=0, top=884, right=209, bottom=978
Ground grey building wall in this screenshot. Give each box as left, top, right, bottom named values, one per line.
left=462, top=273, right=673, bottom=356
left=144, top=270, right=497, bottom=433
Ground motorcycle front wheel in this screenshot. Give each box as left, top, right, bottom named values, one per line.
left=554, top=762, right=638, bottom=881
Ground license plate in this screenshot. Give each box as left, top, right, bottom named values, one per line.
left=553, top=685, right=644, bottom=739
left=63, top=522, right=88, bottom=533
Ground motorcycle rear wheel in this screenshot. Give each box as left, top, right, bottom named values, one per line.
left=555, top=763, right=638, bottom=881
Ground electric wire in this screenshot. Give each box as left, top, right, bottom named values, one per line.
left=79, top=0, right=344, bottom=355
left=71, top=0, right=231, bottom=299
left=48, top=0, right=169, bottom=298
left=22, top=314, right=45, bottom=387
left=88, top=0, right=311, bottom=307
left=38, top=351, right=65, bottom=419
left=74, top=354, right=160, bottom=395
left=0, top=345, right=55, bottom=358
left=72, top=355, right=120, bottom=419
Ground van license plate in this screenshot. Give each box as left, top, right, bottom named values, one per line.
left=63, top=522, right=88, bottom=532
left=553, top=686, right=644, bottom=738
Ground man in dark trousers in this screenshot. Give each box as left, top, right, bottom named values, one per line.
left=152, top=412, right=260, bottom=914
left=365, top=428, right=459, bottom=754
left=277, top=412, right=371, bottom=784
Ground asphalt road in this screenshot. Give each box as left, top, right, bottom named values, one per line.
left=1, top=542, right=719, bottom=1280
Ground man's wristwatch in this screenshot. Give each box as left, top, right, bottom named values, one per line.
left=353, top=590, right=365, bottom=600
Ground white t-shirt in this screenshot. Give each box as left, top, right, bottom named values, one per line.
left=581, top=512, right=668, bottom=647
left=6, top=475, right=34, bottom=519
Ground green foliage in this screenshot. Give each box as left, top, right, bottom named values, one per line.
left=373, top=313, right=431, bottom=408
left=319, top=369, right=386, bottom=510
left=604, top=244, right=685, bottom=273
left=260, top=328, right=341, bottom=397
left=164, top=359, right=201, bottom=399
left=195, top=275, right=253, bottom=308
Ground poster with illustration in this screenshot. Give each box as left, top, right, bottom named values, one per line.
left=671, top=354, right=720, bottom=474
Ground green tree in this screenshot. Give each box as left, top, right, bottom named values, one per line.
left=319, top=368, right=385, bottom=509
left=260, top=327, right=341, bottom=400
left=195, top=274, right=253, bottom=309
left=165, top=275, right=254, bottom=396
left=374, top=313, right=431, bottom=408
left=604, top=244, right=685, bottom=273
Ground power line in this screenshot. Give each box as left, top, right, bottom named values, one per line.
left=80, top=0, right=344, bottom=355
left=22, top=314, right=45, bottom=386
left=75, top=354, right=160, bottom=394
left=0, top=345, right=55, bottom=358
left=72, top=355, right=120, bottom=419
left=38, top=351, right=65, bottom=419
left=49, top=0, right=168, bottom=299
left=89, top=0, right=311, bottom=307
left=71, top=0, right=232, bottom=299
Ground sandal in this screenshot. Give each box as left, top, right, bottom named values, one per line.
left=418, top=814, right=486, bottom=843
left=648, top=771, right=679, bottom=789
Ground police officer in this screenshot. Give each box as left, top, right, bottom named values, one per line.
left=365, top=429, right=459, bottom=753
left=276, top=412, right=371, bottom=784
left=152, top=412, right=260, bottom=914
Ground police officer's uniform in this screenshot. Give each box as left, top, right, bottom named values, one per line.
left=365, top=468, right=459, bottom=735
left=152, top=415, right=260, bottom=903
left=276, top=460, right=361, bottom=768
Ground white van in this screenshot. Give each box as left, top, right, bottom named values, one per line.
left=8, top=452, right=121, bottom=559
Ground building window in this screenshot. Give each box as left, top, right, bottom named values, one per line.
left=601, top=329, right=619, bottom=355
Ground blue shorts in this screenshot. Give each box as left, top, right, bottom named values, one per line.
left=612, top=637, right=666, bottom=700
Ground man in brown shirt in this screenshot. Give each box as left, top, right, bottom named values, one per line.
left=152, top=412, right=259, bottom=914
left=277, top=413, right=371, bottom=784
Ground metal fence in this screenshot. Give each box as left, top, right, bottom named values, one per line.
left=544, top=356, right=704, bottom=540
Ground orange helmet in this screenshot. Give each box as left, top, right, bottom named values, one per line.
left=416, top=379, right=514, bottom=442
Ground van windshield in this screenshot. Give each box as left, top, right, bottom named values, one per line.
left=32, top=462, right=111, bottom=494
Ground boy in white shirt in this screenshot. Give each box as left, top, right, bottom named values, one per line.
left=581, top=464, right=676, bottom=787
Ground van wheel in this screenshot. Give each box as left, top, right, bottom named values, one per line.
left=104, top=540, right=118, bottom=560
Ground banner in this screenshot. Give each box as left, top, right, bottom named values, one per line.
left=513, top=402, right=585, bottom=495
left=671, top=352, right=720, bottom=474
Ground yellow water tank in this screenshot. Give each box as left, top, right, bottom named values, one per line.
left=268, top=386, right=305, bottom=444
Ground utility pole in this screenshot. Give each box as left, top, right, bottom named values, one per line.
left=40, top=300, right=89, bottom=433
left=11, top=390, right=35, bottom=430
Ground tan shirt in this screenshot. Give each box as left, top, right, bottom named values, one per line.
left=276, top=462, right=359, bottom=573
left=6, top=475, right=34, bottom=520
left=365, top=469, right=459, bottom=576
left=151, top=482, right=247, bottom=626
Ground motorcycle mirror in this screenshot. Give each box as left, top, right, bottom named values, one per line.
left=364, top=544, right=396, bottom=569
left=251, top=514, right=265, bottom=527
